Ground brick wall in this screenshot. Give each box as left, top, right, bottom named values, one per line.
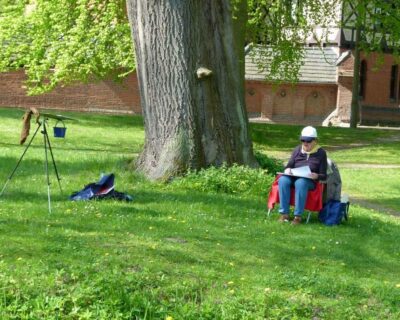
left=362, top=52, right=399, bottom=108
left=245, top=81, right=337, bottom=123
left=336, top=76, right=352, bottom=122
left=0, top=70, right=142, bottom=114
left=2, top=58, right=400, bottom=126
left=337, top=51, right=400, bottom=125
left=1, top=71, right=337, bottom=124
left=361, top=105, right=400, bottom=126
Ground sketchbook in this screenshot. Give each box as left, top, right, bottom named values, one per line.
left=277, top=166, right=312, bottom=179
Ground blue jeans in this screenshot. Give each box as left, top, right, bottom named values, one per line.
left=278, top=175, right=316, bottom=216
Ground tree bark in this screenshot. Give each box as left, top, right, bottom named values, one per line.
left=126, top=0, right=256, bottom=180
left=350, top=25, right=361, bottom=128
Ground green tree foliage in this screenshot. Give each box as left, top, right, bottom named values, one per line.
left=1, top=1, right=399, bottom=101
left=0, top=0, right=341, bottom=94
left=345, top=0, right=400, bottom=56
left=0, top=0, right=134, bottom=94
left=340, top=0, right=400, bottom=127
left=246, top=0, right=341, bottom=84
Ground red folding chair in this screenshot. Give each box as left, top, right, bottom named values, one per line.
left=267, top=175, right=325, bottom=223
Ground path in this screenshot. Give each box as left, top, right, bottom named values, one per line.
left=339, top=164, right=400, bottom=169
left=348, top=197, right=399, bottom=218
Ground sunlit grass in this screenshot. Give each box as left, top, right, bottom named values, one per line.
left=0, top=107, right=399, bottom=319
left=340, top=168, right=400, bottom=211
left=329, top=142, right=400, bottom=164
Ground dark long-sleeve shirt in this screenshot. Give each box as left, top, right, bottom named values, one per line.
left=285, top=145, right=327, bottom=181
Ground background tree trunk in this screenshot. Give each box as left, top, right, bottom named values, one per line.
left=350, top=24, right=361, bottom=128
left=126, top=0, right=256, bottom=180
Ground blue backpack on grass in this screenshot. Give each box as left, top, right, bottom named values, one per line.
left=319, top=200, right=349, bottom=226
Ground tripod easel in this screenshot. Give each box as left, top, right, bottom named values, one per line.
left=0, top=117, right=63, bottom=214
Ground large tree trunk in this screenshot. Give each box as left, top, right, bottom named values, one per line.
left=126, top=0, right=256, bottom=180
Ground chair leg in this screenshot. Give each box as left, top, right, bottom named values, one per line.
left=306, top=211, right=311, bottom=224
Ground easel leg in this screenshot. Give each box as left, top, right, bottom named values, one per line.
left=42, top=122, right=52, bottom=214
left=44, top=126, right=63, bottom=194
left=0, top=123, right=42, bottom=197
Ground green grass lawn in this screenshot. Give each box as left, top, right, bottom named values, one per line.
left=329, top=142, right=400, bottom=165
left=340, top=168, right=400, bottom=212
left=0, top=107, right=399, bottom=319
left=251, top=122, right=400, bottom=165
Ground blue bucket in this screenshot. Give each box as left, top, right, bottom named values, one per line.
left=53, top=121, right=66, bottom=138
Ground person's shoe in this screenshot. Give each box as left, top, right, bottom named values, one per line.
left=278, top=214, right=290, bottom=223
left=291, top=216, right=302, bottom=225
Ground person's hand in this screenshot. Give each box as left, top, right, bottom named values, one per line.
left=284, top=168, right=292, bottom=175
left=309, top=172, right=319, bottom=180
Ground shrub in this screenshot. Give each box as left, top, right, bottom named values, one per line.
left=254, top=151, right=284, bottom=174
left=170, top=163, right=274, bottom=197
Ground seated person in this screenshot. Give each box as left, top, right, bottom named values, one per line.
left=278, top=126, right=327, bottom=225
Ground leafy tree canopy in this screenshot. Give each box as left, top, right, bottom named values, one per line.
left=1, top=0, right=339, bottom=93
left=246, top=0, right=342, bottom=84
left=341, top=0, right=400, bottom=58
left=0, top=0, right=134, bottom=94
left=246, top=0, right=400, bottom=84
left=1, top=0, right=399, bottom=95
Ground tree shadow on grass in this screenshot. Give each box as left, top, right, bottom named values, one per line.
left=113, top=190, right=400, bottom=278
left=131, top=189, right=264, bottom=215
left=0, top=107, right=145, bottom=129
left=2, top=180, right=399, bottom=293
left=250, top=123, right=395, bottom=152
left=0, top=141, right=142, bottom=157
left=245, top=214, right=400, bottom=281
left=0, top=189, right=69, bottom=203
left=350, top=197, right=400, bottom=216
left=0, top=156, right=132, bottom=182
left=0, top=107, right=25, bottom=119
left=74, top=113, right=144, bottom=129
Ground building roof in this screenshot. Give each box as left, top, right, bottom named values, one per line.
left=336, top=50, right=352, bottom=66
left=245, top=46, right=339, bottom=84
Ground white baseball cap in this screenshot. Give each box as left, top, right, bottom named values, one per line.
left=300, top=126, right=317, bottom=141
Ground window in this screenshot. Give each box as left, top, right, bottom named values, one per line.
left=359, top=60, right=367, bottom=100
left=389, top=64, right=399, bottom=101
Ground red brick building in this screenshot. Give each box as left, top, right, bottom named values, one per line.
left=244, top=0, right=400, bottom=126
left=245, top=47, right=338, bottom=125
left=336, top=51, right=400, bottom=126
left=1, top=48, right=400, bottom=126
left=1, top=0, right=399, bottom=126
left=0, top=70, right=142, bottom=115
left=245, top=46, right=400, bottom=126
